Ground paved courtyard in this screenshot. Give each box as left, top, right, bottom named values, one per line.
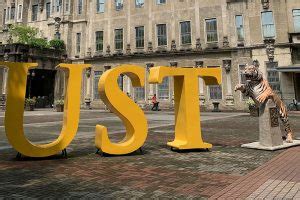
left=0, top=109, right=299, bottom=199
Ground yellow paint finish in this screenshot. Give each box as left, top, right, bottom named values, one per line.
left=149, top=66, right=222, bottom=150
left=0, top=62, right=90, bottom=157
left=95, top=65, right=148, bottom=155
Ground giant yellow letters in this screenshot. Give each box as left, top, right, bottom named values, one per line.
left=95, top=65, right=148, bottom=155
left=1, top=62, right=222, bottom=157
left=1, top=62, right=90, bottom=157
left=149, top=66, right=222, bottom=150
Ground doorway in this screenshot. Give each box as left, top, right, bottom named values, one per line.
left=26, top=69, right=56, bottom=108
left=294, top=73, right=300, bottom=102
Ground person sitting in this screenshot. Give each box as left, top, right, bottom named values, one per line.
left=151, top=94, right=160, bottom=111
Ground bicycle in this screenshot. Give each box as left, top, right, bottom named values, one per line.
left=287, top=99, right=299, bottom=111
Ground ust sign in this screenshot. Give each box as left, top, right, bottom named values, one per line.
left=0, top=62, right=221, bottom=158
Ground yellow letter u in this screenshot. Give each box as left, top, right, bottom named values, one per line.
left=0, top=62, right=90, bottom=158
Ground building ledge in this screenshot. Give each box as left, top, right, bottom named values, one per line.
left=0, top=43, right=67, bottom=61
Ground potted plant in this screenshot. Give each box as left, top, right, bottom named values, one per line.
left=246, top=99, right=259, bottom=117
left=25, top=98, right=36, bottom=111
left=54, top=99, right=64, bottom=112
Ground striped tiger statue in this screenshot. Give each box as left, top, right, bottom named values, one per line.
left=234, top=64, right=293, bottom=143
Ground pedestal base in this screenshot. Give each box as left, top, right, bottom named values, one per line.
left=241, top=140, right=300, bottom=151
left=200, top=95, right=205, bottom=105
left=167, top=141, right=212, bottom=150
left=225, top=94, right=234, bottom=106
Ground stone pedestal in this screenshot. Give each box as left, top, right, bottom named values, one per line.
left=225, top=94, right=234, bottom=106
left=200, top=94, right=206, bottom=105
left=259, top=100, right=283, bottom=147
left=242, top=99, right=300, bottom=150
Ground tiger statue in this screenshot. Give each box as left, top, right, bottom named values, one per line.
left=234, top=64, right=293, bottom=143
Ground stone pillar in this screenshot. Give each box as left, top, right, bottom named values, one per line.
left=54, top=70, right=63, bottom=99
left=126, top=0, right=131, bottom=47
left=125, top=76, right=131, bottom=94
left=84, top=67, right=92, bottom=109
left=148, top=0, right=153, bottom=42
left=223, top=59, right=234, bottom=106
left=170, top=62, right=177, bottom=105
left=195, top=61, right=205, bottom=105
left=2, top=68, right=8, bottom=95
left=259, top=100, right=283, bottom=147
left=146, top=63, right=154, bottom=104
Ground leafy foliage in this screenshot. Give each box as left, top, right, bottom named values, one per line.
left=246, top=98, right=256, bottom=107
left=49, top=39, right=66, bottom=50
left=54, top=99, right=64, bottom=106
left=9, top=24, right=38, bottom=44
left=9, top=25, right=66, bottom=50
left=29, top=38, right=49, bottom=49
left=25, top=98, right=36, bottom=106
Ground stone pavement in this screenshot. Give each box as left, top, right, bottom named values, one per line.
left=210, top=146, right=300, bottom=199
left=0, top=110, right=299, bottom=199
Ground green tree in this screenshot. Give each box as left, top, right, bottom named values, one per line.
left=9, top=24, right=39, bottom=44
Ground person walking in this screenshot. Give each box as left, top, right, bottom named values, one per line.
left=151, top=94, right=159, bottom=111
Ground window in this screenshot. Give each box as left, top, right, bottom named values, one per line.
left=135, top=26, right=144, bottom=48
left=157, top=0, right=166, bottom=4
left=18, top=5, right=22, bottom=20
left=235, top=15, right=244, bottom=41
left=135, top=0, right=144, bottom=8
left=7, top=7, right=10, bottom=21
left=206, top=18, right=218, bottom=43
left=65, top=0, right=70, bottom=12
left=115, top=29, right=123, bottom=50
left=208, top=66, right=222, bottom=100
left=261, top=11, right=275, bottom=38
left=78, top=0, right=83, bottom=14
left=76, top=33, right=81, bottom=54
left=115, top=0, right=123, bottom=10
left=56, top=32, right=61, bottom=39
left=266, top=62, right=280, bottom=92
left=158, top=77, right=169, bottom=100
left=93, top=71, right=103, bottom=100
left=97, top=0, right=105, bottom=13
left=46, top=3, right=51, bottom=19
left=134, top=87, right=145, bottom=101
left=157, top=24, right=167, bottom=46
left=32, top=5, right=38, bottom=21
left=293, top=9, right=300, bottom=32
left=95, top=31, right=104, bottom=52
left=239, top=65, right=247, bottom=100
left=56, top=0, right=62, bottom=12
left=3, top=9, right=6, bottom=24
left=180, top=21, right=191, bottom=45
left=10, top=6, right=15, bottom=20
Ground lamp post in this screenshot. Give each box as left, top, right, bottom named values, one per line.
left=27, top=70, right=36, bottom=98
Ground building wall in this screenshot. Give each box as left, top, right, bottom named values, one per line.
left=0, top=0, right=300, bottom=110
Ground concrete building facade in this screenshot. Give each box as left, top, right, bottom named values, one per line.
left=0, top=0, right=300, bottom=110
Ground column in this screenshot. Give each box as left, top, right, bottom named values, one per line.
left=146, top=63, right=154, bottom=104
left=84, top=67, right=92, bottom=109
left=170, top=62, right=177, bottom=105
left=126, top=0, right=131, bottom=54
left=195, top=61, right=205, bottom=105
left=107, top=1, right=112, bottom=53
left=148, top=0, right=153, bottom=51
left=194, top=0, right=200, bottom=46
left=223, top=60, right=234, bottom=106
left=2, top=68, right=8, bottom=95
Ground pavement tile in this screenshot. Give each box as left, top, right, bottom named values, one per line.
left=0, top=112, right=299, bottom=198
